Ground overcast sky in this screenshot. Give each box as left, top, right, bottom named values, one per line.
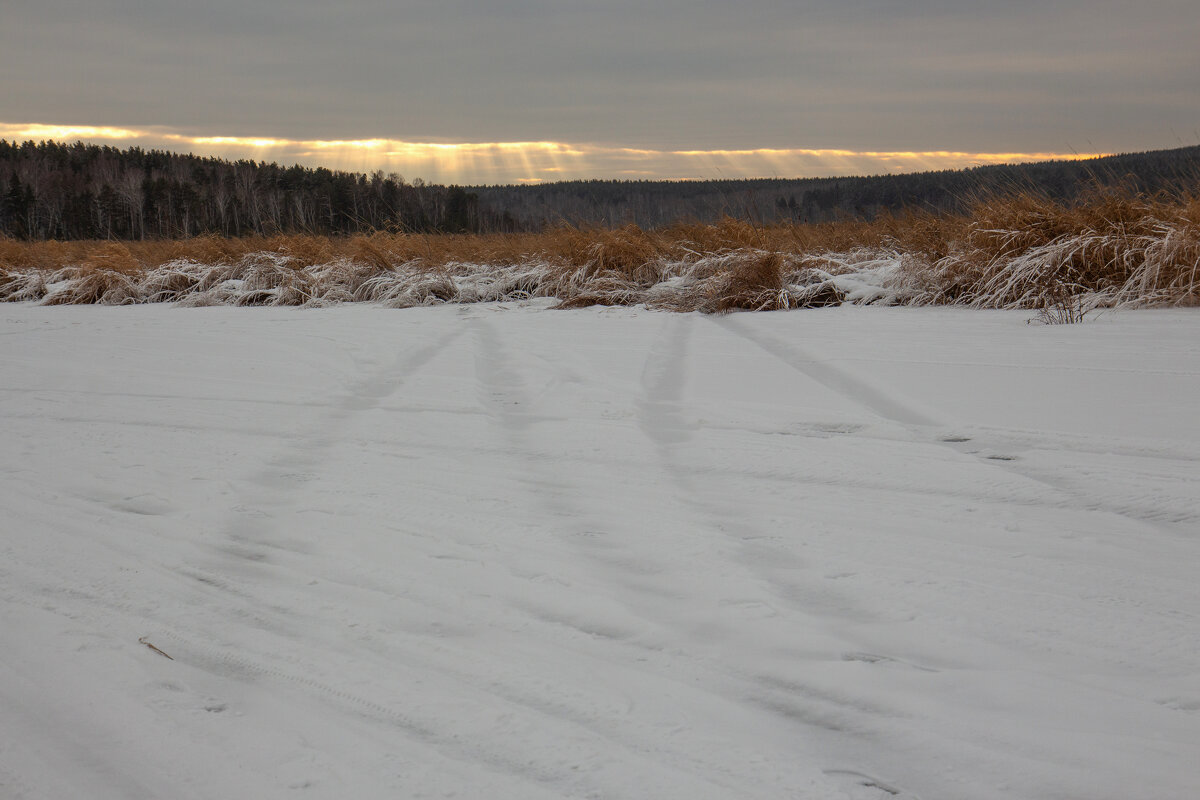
left=3, top=0, right=1197, bottom=182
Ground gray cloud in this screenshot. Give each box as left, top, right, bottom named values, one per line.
left=3, top=0, right=1197, bottom=170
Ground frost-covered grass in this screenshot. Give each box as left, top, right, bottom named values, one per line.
left=2, top=191, right=1198, bottom=312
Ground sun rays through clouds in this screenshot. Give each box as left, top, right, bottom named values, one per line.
left=0, top=122, right=1104, bottom=184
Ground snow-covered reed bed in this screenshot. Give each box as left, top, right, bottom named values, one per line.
left=0, top=247, right=908, bottom=311
left=889, top=194, right=1200, bottom=312
left=2, top=192, right=1198, bottom=312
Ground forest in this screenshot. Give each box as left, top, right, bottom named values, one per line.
left=1, top=138, right=1198, bottom=241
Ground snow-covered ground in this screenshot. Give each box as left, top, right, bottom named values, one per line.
left=2, top=302, right=1198, bottom=800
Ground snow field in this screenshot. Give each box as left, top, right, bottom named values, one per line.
left=1, top=303, right=1199, bottom=799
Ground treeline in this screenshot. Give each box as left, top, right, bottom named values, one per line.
left=0, top=140, right=508, bottom=240
left=477, top=146, right=1200, bottom=228
left=2, top=138, right=1199, bottom=241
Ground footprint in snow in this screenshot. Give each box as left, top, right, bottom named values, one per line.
left=824, top=769, right=917, bottom=798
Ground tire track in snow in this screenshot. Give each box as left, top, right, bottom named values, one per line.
left=145, top=630, right=587, bottom=797
left=7, top=516, right=693, bottom=800
left=629, top=314, right=934, bottom=798
left=702, top=313, right=1200, bottom=794
left=209, top=325, right=466, bottom=568
left=150, top=617, right=820, bottom=800
left=635, top=314, right=878, bottom=624
left=182, top=313, right=802, bottom=799
left=459, top=314, right=844, bottom=799
left=465, top=315, right=589, bottom=527
left=712, top=314, right=1194, bottom=532
left=144, top=319, right=731, bottom=798
left=637, top=313, right=694, bottom=446
left=111, top=326, right=481, bottom=737
left=710, top=315, right=937, bottom=428
left=158, top=326, right=475, bottom=644
left=463, top=317, right=667, bottom=677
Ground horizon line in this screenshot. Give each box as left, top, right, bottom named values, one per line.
left=0, top=122, right=1109, bottom=184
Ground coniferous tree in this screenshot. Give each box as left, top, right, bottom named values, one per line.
left=1, top=139, right=1198, bottom=240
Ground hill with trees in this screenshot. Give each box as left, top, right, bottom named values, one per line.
left=2, top=139, right=1198, bottom=240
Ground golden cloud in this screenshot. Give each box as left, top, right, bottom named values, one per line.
left=0, top=122, right=1105, bottom=183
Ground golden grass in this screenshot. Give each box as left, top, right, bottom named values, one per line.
left=2, top=191, right=1197, bottom=312
left=898, top=192, right=1200, bottom=310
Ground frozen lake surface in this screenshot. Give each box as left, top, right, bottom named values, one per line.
left=2, top=302, right=1198, bottom=799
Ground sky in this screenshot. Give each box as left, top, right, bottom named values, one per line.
left=2, top=0, right=1197, bottom=184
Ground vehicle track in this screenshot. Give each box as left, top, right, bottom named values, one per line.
left=712, top=314, right=1195, bottom=532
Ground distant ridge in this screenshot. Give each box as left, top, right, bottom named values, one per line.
left=475, top=145, right=1200, bottom=228
left=2, top=139, right=1197, bottom=239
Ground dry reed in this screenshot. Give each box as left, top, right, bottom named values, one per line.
left=2, top=191, right=1197, bottom=313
